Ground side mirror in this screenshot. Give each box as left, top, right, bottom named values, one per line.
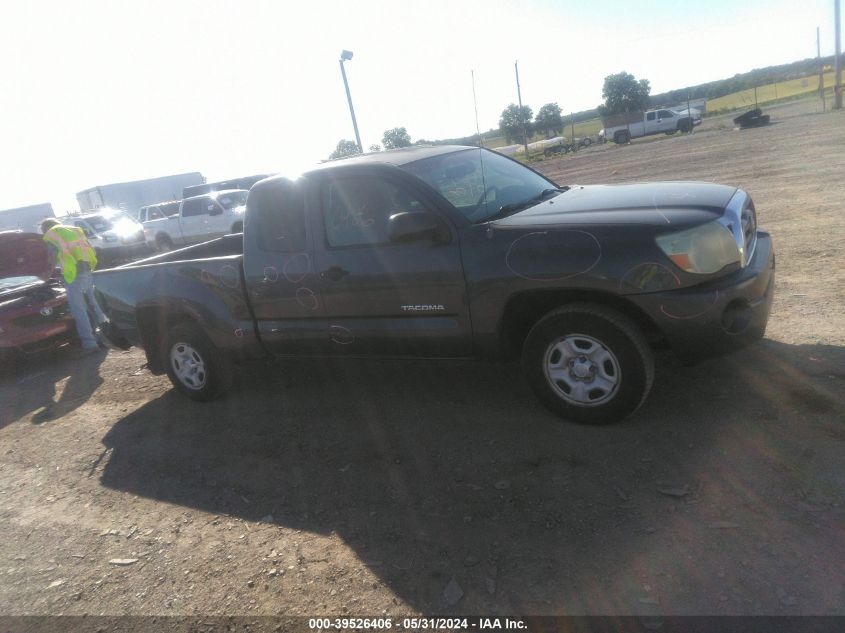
left=388, top=211, right=444, bottom=243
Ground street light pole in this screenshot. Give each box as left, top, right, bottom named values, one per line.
left=339, top=50, right=363, bottom=152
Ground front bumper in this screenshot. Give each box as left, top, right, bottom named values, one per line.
left=0, top=306, right=75, bottom=354
left=630, top=231, right=775, bottom=361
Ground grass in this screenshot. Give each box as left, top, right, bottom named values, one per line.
left=705, top=70, right=839, bottom=113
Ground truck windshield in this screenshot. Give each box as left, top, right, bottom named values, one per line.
left=84, top=216, right=113, bottom=232
left=401, top=148, right=562, bottom=223
left=217, top=191, right=248, bottom=210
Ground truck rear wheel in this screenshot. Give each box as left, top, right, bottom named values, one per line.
left=156, top=234, right=174, bottom=252
left=162, top=323, right=233, bottom=401
left=614, top=130, right=630, bottom=144
left=521, top=303, right=654, bottom=424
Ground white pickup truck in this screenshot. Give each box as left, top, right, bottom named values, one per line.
left=599, top=107, right=701, bottom=144
left=142, top=190, right=248, bottom=252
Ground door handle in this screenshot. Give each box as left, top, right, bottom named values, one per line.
left=321, top=266, right=349, bottom=281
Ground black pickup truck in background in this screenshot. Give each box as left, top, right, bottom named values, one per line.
left=94, top=146, right=775, bottom=423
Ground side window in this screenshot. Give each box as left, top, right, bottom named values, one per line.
left=181, top=198, right=206, bottom=217
left=321, top=177, right=424, bottom=248
left=658, top=110, right=674, bottom=118
left=249, top=179, right=307, bottom=253
left=149, top=208, right=163, bottom=220
left=646, top=112, right=656, bottom=121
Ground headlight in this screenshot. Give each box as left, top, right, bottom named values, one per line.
left=655, top=221, right=740, bottom=274
left=112, top=220, right=141, bottom=239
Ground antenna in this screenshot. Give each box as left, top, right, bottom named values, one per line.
left=471, top=70, right=483, bottom=147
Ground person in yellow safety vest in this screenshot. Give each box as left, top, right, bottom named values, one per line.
left=41, top=218, right=108, bottom=355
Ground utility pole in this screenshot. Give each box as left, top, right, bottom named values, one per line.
left=835, top=0, right=842, bottom=109
left=818, top=26, right=826, bottom=110
left=687, top=90, right=692, bottom=131
left=514, top=61, right=529, bottom=160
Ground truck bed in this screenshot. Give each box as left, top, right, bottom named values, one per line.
left=113, top=233, right=244, bottom=269
left=93, top=232, right=264, bottom=372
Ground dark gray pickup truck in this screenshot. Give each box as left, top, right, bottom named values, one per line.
left=94, top=145, right=775, bottom=423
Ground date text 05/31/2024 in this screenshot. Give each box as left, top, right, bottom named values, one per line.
left=308, top=617, right=527, bottom=630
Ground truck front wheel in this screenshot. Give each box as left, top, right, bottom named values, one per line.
left=613, top=130, right=630, bottom=144
left=521, top=303, right=654, bottom=424
left=162, top=323, right=233, bottom=401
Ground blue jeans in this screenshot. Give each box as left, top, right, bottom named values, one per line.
left=64, top=266, right=107, bottom=349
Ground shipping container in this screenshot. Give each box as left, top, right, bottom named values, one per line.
left=0, top=203, right=56, bottom=234
left=76, top=172, right=204, bottom=216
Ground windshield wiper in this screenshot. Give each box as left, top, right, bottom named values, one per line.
left=481, top=186, right=570, bottom=223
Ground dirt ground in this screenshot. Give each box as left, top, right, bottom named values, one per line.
left=1, top=98, right=843, bottom=619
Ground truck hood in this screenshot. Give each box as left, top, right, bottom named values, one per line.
left=494, top=182, right=738, bottom=228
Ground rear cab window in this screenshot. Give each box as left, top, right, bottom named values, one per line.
left=247, top=179, right=307, bottom=253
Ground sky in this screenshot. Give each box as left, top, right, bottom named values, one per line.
left=0, top=0, right=840, bottom=213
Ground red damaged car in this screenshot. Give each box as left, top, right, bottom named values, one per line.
left=0, top=231, right=76, bottom=366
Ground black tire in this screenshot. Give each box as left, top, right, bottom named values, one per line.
left=664, top=130, right=676, bottom=136
left=161, top=322, right=233, bottom=401
left=231, top=221, right=243, bottom=234
left=614, top=130, right=630, bottom=144
left=581, top=137, right=593, bottom=147
left=521, top=303, right=654, bottom=424
left=156, top=234, right=174, bottom=252
left=678, top=118, right=692, bottom=133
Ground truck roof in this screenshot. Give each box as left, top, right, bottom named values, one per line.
left=182, top=189, right=248, bottom=202
left=309, top=145, right=475, bottom=171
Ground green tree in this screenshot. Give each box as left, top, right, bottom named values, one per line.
left=382, top=127, right=411, bottom=149
left=368, top=143, right=382, bottom=152
left=599, top=72, right=652, bottom=116
left=534, top=103, right=564, bottom=138
left=499, top=104, right=533, bottom=144
left=328, top=139, right=361, bottom=160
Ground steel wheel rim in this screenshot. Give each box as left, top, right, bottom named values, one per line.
left=543, top=334, right=620, bottom=407
left=170, top=342, right=207, bottom=390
